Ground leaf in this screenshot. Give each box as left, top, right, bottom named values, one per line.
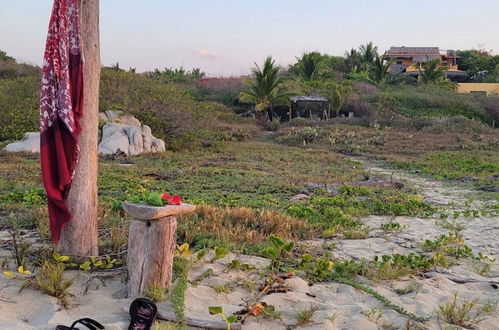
left=197, top=249, right=207, bottom=260
left=301, top=253, right=313, bottom=263
left=269, top=235, right=284, bottom=248
left=214, top=246, right=228, bottom=260
left=146, top=192, right=163, bottom=206
left=178, top=243, right=190, bottom=253
left=53, top=252, right=69, bottom=262
left=80, top=261, right=92, bottom=271
left=283, top=242, right=294, bottom=253
left=228, top=259, right=241, bottom=270
left=3, top=271, right=13, bottom=278
left=261, top=247, right=279, bottom=260
left=208, top=306, right=223, bottom=315
left=17, top=266, right=31, bottom=275
left=250, top=303, right=265, bottom=317
left=93, top=260, right=103, bottom=267
left=226, top=315, right=237, bottom=323
left=129, top=195, right=142, bottom=203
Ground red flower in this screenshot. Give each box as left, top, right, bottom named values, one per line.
left=160, top=193, right=171, bottom=201
left=169, top=195, right=181, bottom=205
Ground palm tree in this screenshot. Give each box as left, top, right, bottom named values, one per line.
left=344, top=48, right=361, bottom=72
left=359, top=42, right=378, bottom=70
left=294, top=52, right=321, bottom=81
left=370, top=55, right=393, bottom=87
left=418, top=58, right=447, bottom=85
left=240, top=57, right=292, bottom=119
left=325, top=81, right=353, bottom=116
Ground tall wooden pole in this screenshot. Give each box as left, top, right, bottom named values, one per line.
left=59, top=0, right=100, bottom=257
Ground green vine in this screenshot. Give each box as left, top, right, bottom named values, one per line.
left=171, top=257, right=188, bottom=322
left=332, top=275, right=429, bottom=323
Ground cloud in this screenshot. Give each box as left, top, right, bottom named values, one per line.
left=195, top=49, right=218, bottom=59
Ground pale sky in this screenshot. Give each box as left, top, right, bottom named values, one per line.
left=1, top=0, right=498, bottom=76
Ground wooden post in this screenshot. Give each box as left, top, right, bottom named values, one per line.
left=59, top=0, right=100, bottom=258
left=123, top=202, right=196, bottom=297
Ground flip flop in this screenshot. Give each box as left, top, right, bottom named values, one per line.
left=56, top=318, right=105, bottom=330
left=128, top=298, right=158, bottom=330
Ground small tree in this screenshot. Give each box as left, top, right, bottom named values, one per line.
left=240, top=56, right=292, bottom=120
left=417, top=58, right=446, bottom=85
left=358, top=42, right=379, bottom=71
left=369, top=55, right=393, bottom=87
left=325, top=81, right=353, bottom=116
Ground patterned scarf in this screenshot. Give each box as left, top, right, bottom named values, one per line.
left=40, top=0, right=84, bottom=243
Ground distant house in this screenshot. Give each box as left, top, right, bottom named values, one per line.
left=385, top=46, right=467, bottom=82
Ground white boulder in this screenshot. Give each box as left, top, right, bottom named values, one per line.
left=5, top=112, right=166, bottom=156
left=4, top=132, right=40, bottom=153
left=125, top=126, right=144, bottom=156
left=98, top=123, right=129, bottom=155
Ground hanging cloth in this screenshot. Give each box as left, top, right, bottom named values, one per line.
left=40, top=0, right=84, bottom=243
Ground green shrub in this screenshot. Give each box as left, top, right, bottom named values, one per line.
left=0, top=76, right=40, bottom=140
left=376, top=86, right=492, bottom=125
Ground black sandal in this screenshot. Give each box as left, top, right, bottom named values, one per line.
left=128, top=298, right=158, bottom=330
left=56, top=318, right=105, bottom=330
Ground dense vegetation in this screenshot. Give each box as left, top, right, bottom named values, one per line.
left=1, top=43, right=498, bottom=143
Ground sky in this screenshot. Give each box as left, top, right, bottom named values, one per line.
left=1, top=0, right=498, bottom=76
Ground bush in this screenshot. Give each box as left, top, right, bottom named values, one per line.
left=474, top=94, right=499, bottom=125
left=99, top=68, right=253, bottom=150
left=343, top=94, right=375, bottom=118
left=381, top=86, right=492, bottom=125
left=0, top=75, right=40, bottom=140
left=276, top=126, right=322, bottom=145
left=194, top=77, right=245, bottom=105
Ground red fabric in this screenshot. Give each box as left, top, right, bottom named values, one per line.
left=40, top=0, right=83, bottom=243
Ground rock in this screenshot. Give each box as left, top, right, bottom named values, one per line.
left=304, top=183, right=323, bottom=192
left=125, top=126, right=143, bottom=156
left=117, top=114, right=141, bottom=127
left=104, top=110, right=123, bottom=121
left=290, top=194, right=310, bottom=201
left=151, top=137, right=166, bottom=153
left=393, top=181, right=405, bottom=190
left=87, top=278, right=103, bottom=291
left=141, top=125, right=152, bottom=152
left=98, top=112, right=109, bottom=123
left=487, top=175, right=499, bottom=183
left=326, top=184, right=340, bottom=196
left=98, top=123, right=130, bottom=155
left=283, top=277, right=310, bottom=293
left=476, top=185, right=499, bottom=192
left=460, top=176, right=479, bottom=183
left=357, top=174, right=370, bottom=181
left=7, top=112, right=165, bottom=156
left=4, top=132, right=40, bottom=153
left=103, top=110, right=141, bottom=127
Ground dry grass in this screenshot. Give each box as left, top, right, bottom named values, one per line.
left=178, top=205, right=310, bottom=248
left=436, top=292, right=496, bottom=329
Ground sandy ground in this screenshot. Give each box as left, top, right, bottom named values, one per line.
left=0, top=163, right=498, bottom=329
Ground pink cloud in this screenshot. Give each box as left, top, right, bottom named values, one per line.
left=195, top=49, right=217, bottom=59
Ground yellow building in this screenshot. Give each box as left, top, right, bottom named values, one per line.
left=457, top=83, right=499, bottom=95
left=385, top=46, right=467, bottom=82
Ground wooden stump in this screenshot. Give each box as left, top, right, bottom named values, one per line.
left=123, top=202, right=196, bottom=297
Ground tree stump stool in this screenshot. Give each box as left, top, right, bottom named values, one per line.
left=122, top=201, right=196, bottom=297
